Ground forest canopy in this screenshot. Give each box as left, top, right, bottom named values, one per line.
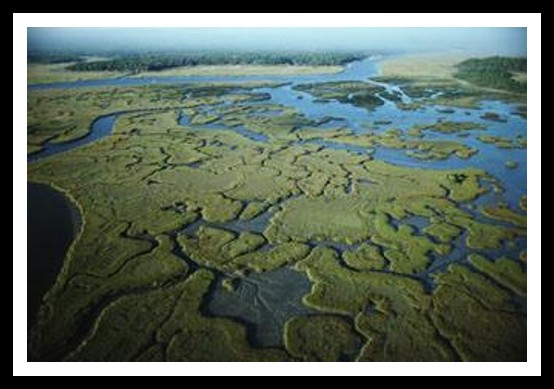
left=455, top=56, right=527, bottom=93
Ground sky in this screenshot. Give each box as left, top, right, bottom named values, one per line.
left=27, top=27, right=527, bottom=56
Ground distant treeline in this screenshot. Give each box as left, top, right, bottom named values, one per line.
left=28, top=53, right=84, bottom=64
left=63, top=52, right=367, bottom=72
left=455, top=56, right=527, bottom=93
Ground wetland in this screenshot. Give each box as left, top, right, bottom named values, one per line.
left=27, top=50, right=527, bottom=362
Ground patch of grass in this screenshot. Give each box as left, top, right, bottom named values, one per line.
left=329, top=128, right=481, bottom=161
left=239, top=201, right=269, bottom=221
left=294, top=81, right=386, bottom=111
left=482, top=205, right=526, bottom=228
left=266, top=197, right=375, bottom=245
left=446, top=214, right=524, bottom=250
left=233, top=242, right=312, bottom=272
left=423, top=220, right=462, bottom=243
left=131, top=64, right=343, bottom=77
left=284, top=315, right=364, bottom=361
left=478, top=135, right=526, bottom=149
left=469, top=254, right=526, bottom=296
left=410, top=121, right=485, bottom=134
left=342, top=243, right=386, bottom=271
left=296, top=247, right=456, bottom=361
left=431, top=264, right=526, bottom=361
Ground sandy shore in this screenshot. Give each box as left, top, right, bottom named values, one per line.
left=378, top=53, right=475, bottom=79
left=130, top=64, right=343, bottom=78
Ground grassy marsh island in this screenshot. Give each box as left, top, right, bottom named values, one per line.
left=294, top=81, right=387, bottom=110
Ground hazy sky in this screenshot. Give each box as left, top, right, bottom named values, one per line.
left=28, top=27, right=527, bottom=55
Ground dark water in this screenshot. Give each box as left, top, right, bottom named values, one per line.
left=27, top=183, right=80, bottom=328
left=206, top=267, right=313, bottom=347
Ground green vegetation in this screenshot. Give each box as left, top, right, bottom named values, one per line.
left=481, top=111, right=507, bottom=122
left=455, top=56, right=527, bottom=93
left=130, top=64, right=343, bottom=77
left=239, top=202, right=269, bottom=220
left=267, top=197, right=375, bottom=244
left=284, top=315, right=363, bottom=361
left=28, top=81, right=526, bottom=362
left=374, top=77, right=496, bottom=109
left=66, top=269, right=289, bottom=361
left=294, top=81, right=386, bottom=111
left=295, top=248, right=525, bottom=361
left=469, top=254, right=526, bottom=296
left=375, top=56, right=527, bottom=110
left=27, top=85, right=184, bottom=151
left=296, top=247, right=453, bottom=361
left=478, top=135, right=527, bottom=149
left=410, top=121, right=485, bottom=134
left=27, top=81, right=279, bottom=153
left=329, top=130, right=479, bottom=161
left=482, top=205, right=526, bottom=228
left=342, top=244, right=386, bottom=271
left=431, top=265, right=526, bottom=361
left=67, top=51, right=365, bottom=73
left=423, top=220, right=462, bottom=243
left=27, top=53, right=347, bottom=83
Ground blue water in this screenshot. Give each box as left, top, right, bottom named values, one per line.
left=178, top=116, right=270, bottom=143
left=27, top=114, right=117, bottom=163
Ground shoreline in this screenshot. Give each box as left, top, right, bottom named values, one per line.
left=27, top=180, right=84, bottom=296
left=27, top=180, right=84, bottom=336
left=129, top=64, right=344, bottom=78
